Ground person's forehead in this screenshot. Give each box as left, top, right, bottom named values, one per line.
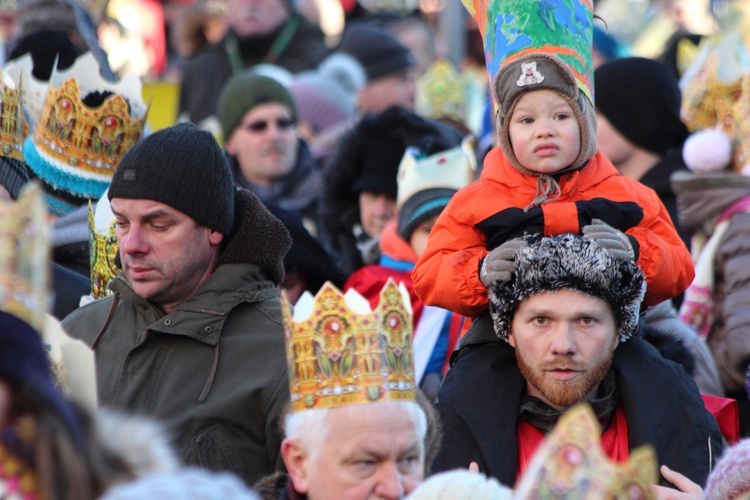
left=515, top=89, right=571, bottom=110
left=518, top=288, right=610, bottom=312
left=243, top=101, right=294, bottom=121
left=110, top=198, right=188, bottom=220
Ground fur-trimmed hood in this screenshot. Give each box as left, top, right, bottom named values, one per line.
left=489, top=233, right=646, bottom=342
left=218, top=187, right=292, bottom=285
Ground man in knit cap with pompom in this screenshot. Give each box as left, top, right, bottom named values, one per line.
left=217, top=70, right=324, bottom=233
left=412, top=0, right=693, bottom=335
left=62, top=122, right=293, bottom=486
left=432, top=233, right=722, bottom=492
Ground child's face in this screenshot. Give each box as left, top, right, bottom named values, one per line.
left=508, top=89, right=581, bottom=174
left=409, top=215, right=438, bottom=258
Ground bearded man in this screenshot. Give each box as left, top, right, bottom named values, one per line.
left=432, top=233, right=723, bottom=491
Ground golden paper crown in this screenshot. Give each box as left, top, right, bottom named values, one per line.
left=0, top=183, right=50, bottom=332
left=5, top=54, right=58, bottom=133
left=0, top=70, right=24, bottom=161
left=281, top=279, right=416, bottom=412
left=396, top=135, right=476, bottom=209
left=415, top=59, right=467, bottom=125
left=514, top=404, right=657, bottom=499
left=88, top=188, right=119, bottom=299
left=29, top=53, right=147, bottom=184
left=680, top=27, right=750, bottom=172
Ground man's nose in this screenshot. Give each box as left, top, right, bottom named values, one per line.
left=373, top=463, right=405, bottom=500
left=549, top=323, right=577, bottom=356
left=119, top=225, right=147, bottom=255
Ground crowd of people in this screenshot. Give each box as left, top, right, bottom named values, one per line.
left=1, top=0, right=750, bottom=498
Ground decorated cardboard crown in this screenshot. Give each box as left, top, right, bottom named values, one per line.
left=462, top=0, right=594, bottom=102
left=415, top=59, right=467, bottom=125
left=281, top=279, right=416, bottom=412
left=0, top=182, right=50, bottom=332
left=88, top=187, right=119, bottom=299
left=4, top=53, right=50, bottom=132
left=0, top=69, right=25, bottom=162
left=680, top=21, right=750, bottom=173
left=396, top=135, right=476, bottom=209
left=514, top=404, right=657, bottom=499
left=23, top=53, right=147, bottom=214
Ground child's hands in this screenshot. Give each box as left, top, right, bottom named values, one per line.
left=480, top=238, right=527, bottom=287
left=582, top=219, right=635, bottom=261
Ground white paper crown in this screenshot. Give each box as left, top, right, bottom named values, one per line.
left=396, top=135, right=476, bottom=209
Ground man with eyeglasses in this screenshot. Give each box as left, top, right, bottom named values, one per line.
left=218, top=71, right=324, bottom=233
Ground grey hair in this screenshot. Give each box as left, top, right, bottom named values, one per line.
left=284, top=401, right=427, bottom=463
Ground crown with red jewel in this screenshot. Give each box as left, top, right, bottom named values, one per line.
left=22, top=53, right=147, bottom=216
left=515, top=404, right=657, bottom=499
left=281, top=279, right=416, bottom=412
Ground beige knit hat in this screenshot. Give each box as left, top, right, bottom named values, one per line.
left=495, top=53, right=597, bottom=175
left=405, top=470, right=513, bottom=500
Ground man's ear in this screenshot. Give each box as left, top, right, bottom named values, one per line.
left=208, top=229, right=224, bottom=246
left=507, top=328, right=516, bottom=348
left=281, top=438, right=310, bottom=493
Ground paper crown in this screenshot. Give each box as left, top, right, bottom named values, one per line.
left=281, top=279, right=416, bottom=412
left=0, top=69, right=25, bottom=162
left=88, top=188, right=119, bottom=299
left=396, top=135, right=476, bottom=209
left=23, top=53, right=148, bottom=215
left=415, top=58, right=467, bottom=124
left=4, top=54, right=50, bottom=132
left=463, top=0, right=594, bottom=101
left=514, top=404, right=658, bottom=499
left=680, top=25, right=750, bottom=173
left=0, top=182, right=50, bottom=332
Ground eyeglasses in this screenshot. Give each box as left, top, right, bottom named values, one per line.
left=240, top=117, right=296, bottom=133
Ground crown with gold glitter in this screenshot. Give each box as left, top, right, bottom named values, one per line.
left=4, top=54, right=50, bottom=132
left=514, top=404, right=657, bottom=499
left=0, top=183, right=50, bottom=332
left=23, top=53, right=147, bottom=214
left=0, top=69, right=24, bottom=162
left=88, top=188, right=119, bottom=299
left=680, top=24, right=750, bottom=173
left=281, top=279, right=416, bottom=412
left=415, top=59, right=467, bottom=126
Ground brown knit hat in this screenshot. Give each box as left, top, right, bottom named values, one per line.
left=494, top=53, right=597, bottom=175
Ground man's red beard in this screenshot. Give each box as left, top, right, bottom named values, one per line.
left=515, top=349, right=615, bottom=409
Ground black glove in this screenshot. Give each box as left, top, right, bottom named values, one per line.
left=582, top=219, right=634, bottom=261
left=480, top=238, right=527, bottom=287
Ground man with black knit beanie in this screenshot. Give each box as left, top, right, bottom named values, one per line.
left=63, top=122, right=294, bottom=486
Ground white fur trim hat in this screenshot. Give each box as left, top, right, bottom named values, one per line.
left=488, top=233, right=645, bottom=342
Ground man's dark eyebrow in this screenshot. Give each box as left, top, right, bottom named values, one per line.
left=110, top=208, right=175, bottom=222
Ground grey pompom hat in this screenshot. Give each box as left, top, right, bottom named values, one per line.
left=488, top=233, right=645, bottom=343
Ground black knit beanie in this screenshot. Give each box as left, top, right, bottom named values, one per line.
left=108, top=123, right=235, bottom=236
left=0, top=157, right=30, bottom=199
left=338, top=23, right=416, bottom=82
left=594, top=57, right=689, bottom=156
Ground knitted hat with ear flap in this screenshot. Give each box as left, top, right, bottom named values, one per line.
left=495, top=53, right=597, bottom=175
left=462, top=0, right=597, bottom=174
left=488, top=233, right=646, bottom=343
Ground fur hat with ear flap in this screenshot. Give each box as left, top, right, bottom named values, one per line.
left=462, top=0, right=597, bottom=174
left=488, top=233, right=646, bottom=343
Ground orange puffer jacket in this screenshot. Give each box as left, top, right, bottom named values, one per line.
left=413, top=147, right=694, bottom=317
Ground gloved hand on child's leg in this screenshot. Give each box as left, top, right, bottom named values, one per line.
left=480, top=238, right=528, bottom=287
left=582, top=219, right=635, bottom=261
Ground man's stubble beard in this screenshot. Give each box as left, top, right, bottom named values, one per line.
left=515, top=347, right=615, bottom=409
